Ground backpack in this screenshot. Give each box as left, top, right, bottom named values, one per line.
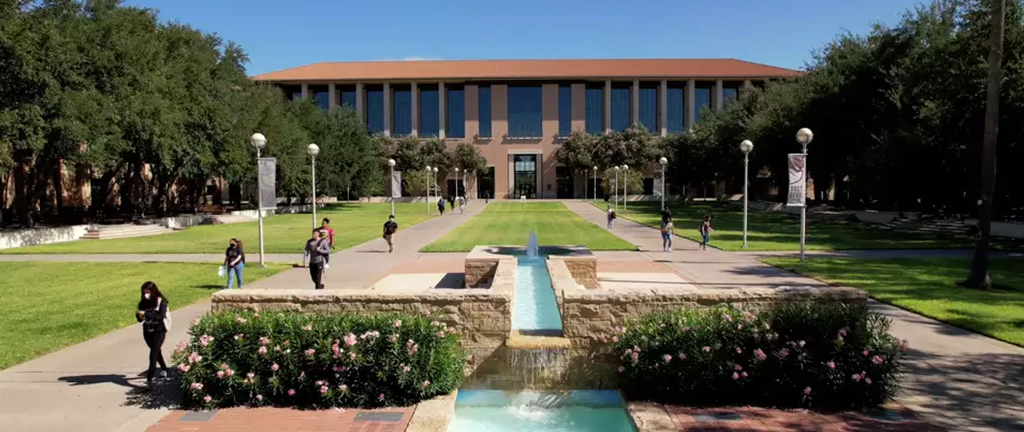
left=143, top=298, right=172, bottom=332
left=384, top=221, right=397, bottom=235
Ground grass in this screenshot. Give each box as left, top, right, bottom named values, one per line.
left=592, top=200, right=1004, bottom=252
left=765, top=257, right=1024, bottom=347
left=0, top=261, right=289, bottom=369
left=421, top=201, right=636, bottom=252
left=1, top=203, right=433, bottom=254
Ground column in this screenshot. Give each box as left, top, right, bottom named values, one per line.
left=301, top=83, right=309, bottom=99
left=631, top=80, right=640, bottom=126
left=355, top=83, right=364, bottom=120
left=328, top=83, right=338, bottom=109
left=383, top=82, right=391, bottom=137
left=411, top=82, right=418, bottom=137
left=714, top=79, right=724, bottom=111
left=604, top=80, right=612, bottom=134
left=659, top=80, right=668, bottom=136
left=438, top=82, right=446, bottom=139
left=685, top=80, right=696, bottom=131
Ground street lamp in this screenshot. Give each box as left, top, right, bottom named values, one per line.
left=795, top=128, right=814, bottom=262
left=388, top=159, right=396, bottom=216
left=659, top=157, right=668, bottom=211
left=592, top=166, right=598, bottom=201
left=454, top=167, right=460, bottom=200
left=622, top=165, right=629, bottom=213
left=433, top=167, right=439, bottom=204
left=250, top=133, right=267, bottom=267
left=307, top=143, right=320, bottom=228
left=613, top=166, right=620, bottom=213
left=739, top=140, right=754, bottom=248
left=425, top=166, right=432, bottom=214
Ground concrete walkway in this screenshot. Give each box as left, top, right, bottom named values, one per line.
left=738, top=249, right=1023, bottom=260
left=0, top=202, right=487, bottom=432
left=564, top=200, right=1024, bottom=432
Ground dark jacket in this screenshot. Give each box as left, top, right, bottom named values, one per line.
left=137, top=298, right=168, bottom=333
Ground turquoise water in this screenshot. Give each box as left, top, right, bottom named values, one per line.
left=513, top=256, right=563, bottom=332
left=447, top=390, right=636, bottom=432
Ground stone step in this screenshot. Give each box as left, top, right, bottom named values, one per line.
left=81, top=224, right=174, bottom=240
left=211, top=214, right=257, bottom=225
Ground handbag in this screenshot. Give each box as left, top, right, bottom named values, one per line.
left=218, top=266, right=225, bottom=277
left=159, top=298, right=172, bottom=331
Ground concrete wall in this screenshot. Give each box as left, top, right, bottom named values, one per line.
left=0, top=224, right=90, bottom=250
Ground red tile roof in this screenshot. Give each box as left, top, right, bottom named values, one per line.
left=252, top=58, right=801, bottom=82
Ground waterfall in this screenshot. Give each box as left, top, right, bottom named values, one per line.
left=526, top=232, right=539, bottom=258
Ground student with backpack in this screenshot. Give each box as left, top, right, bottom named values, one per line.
left=437, top=197, right=446, bottom=215
left=606, top=205, right=616, bottom=229
left=135, top=281, right=170, bottom=384
left=699, top=214, right=714, bottom=250
left=382, top=215, right=399, bottom=253
left=302, top=228, right=331, bottom=289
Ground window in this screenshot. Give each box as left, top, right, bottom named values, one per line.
left=558, top=84, right=572, bottom=137
left=611, top=84, right=631, bottom=132
left=392, top=85, right=412, bottom=136
left=447, top=85, right=465, bottom=138
left=666, top=82, right=686, bottom=133
left=419, top=84, right=439, bottom=137
left=507, top=85, right=542, bottom=138
left=365, top=85, right=385, bottom=134
left=513, top=155, right=537, bottom=199
left=278, top=84, right=302, bottom=101
left=340, top=86, right=357, bottom=109
left=478, top=85, right=492, bottom=138
left=694, top=85, right=711, bottom=125
left=723, top=87, right=738, bottom=105
left=585, top=84, right=604, bottom=134
left=310, top=85, right=329, bottom=111
left=638, top=84, right=658, bottom=132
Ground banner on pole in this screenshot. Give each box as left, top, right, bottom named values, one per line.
left=257, top=158, right=277, bottom=210
left=787, top=153, right=806, bottom=207
left=391, top=170, right=402, bottom=198
left=653, top=177, right=664, bottom=197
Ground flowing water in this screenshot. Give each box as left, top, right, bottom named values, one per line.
left=512, top=256, right=563, bottom=332
left=446, top=390, right=636, bottom=432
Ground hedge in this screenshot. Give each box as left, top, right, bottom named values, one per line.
left=614, top=302, right=907, bottom=410
left=172, top=310, right=466, bottom=409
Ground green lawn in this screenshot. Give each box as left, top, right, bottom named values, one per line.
left=765, top=257, right=1024, bottom=347
left=593, top=200, right=995, bottom=251
left=0, top=262, right=289, bottom=369
left=1, top=203, right=432, bottom=254
left=421, top=202, right=636, bottom=252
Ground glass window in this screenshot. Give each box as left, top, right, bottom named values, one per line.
left=392, top=85, right=412, bottom=136
left=611, top=85, right=631, bottom=132
left=694, top=85, right=711, bottom=125
left=585, top=84, right=604, bottom=135
left=340, top=86, right=357, bottom=109
left=365, top=85, right=385, bottom=134
left=638, top=84, right=658, bottom=133
left=666, top=82, right=685, bottom=134
left=419, top=84, right=439, bottom=137
left=723, top=87, right=738, bottom=105
left=478, top=85, right=492, bottom=138
left=278, top=84, right=303, bottom=101
left=558, top=84, right=572, bottom=137
left=447, top=85, right=465, bottom=138
left=507, top=85, right=542, bottom=138
left=310, top=85, right=329, bottom=111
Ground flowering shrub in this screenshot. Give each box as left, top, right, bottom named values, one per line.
left=614, top=302, right=907, bottom=410
left=172, top=310, right=465, bottom=409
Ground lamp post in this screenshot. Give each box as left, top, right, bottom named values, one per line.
left=795, top=128, right=814, bottom=262
left=425, top=166, right=432, bottom=214
left=739, top=140, right=754, bottom=248
left=433, top=167, right=439, bottom=206
left=659, top=157, right=668, bottom=211
left=454, top=167, right=460, bottom=200
left=622, top=165, right=629, bottom=213
left=388, top=159, right=396, bottom=216
left=307, top=143, right=320, bottom=228
left=613, top=166, right=620, bottom=213
left=250, top=133, right=267, bottom=267
left=592, top=166, right=597, bottom=201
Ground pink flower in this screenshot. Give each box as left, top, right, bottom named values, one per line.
left=436, top=331, right=445, bottom=338
left=753, top=349, right=767, bottom=361
left=865, top=377, right=873, bottom=385
left=611, top=336, right=619, bottom=343
left=741, top=372, right=748, bottom=378
left=872, top=355, right=884, bottom=365
left=630, top=352, right=639, bottom=362
left=403, top=365, right=411, bottom=373
left=216, top=371, right=225, bottom=378
left=389, top=335, right=399, bottom=343
left=288, top=389, right=296, bottom=396
left=827, top=361, right=836, bottom=370
left=678, top=353, right=686, bottom=360
left=303, top=324, right=312, bottom=331
left=203, top=395, right=212, bottom=403
left=271, top=363, right=279, bottom=372
left=378, top=393, right=385, bottom=401
left=734, top=364, right=743, bottom=371
left=732, top=372, right=740, bottom=380
left=798, top=340, right=805, bottom=348
left=394, top=320, right=402, bottom=328
left=633, top=346, right=641, bottom=353
left=344, top=333, right=358, bottom=347
left=737, top=324, right=743, bottom=330
left=320, top=386, right=328, bottom=395
left=256, top=394, right=263, bottom=402
left=779, top=348, right=789, bottom=358
left=299, top=371, right=305, bottom=380
left=175, top=340, right=187, bottom=353
left=234, top=334, right=244, bottom=341
left=863, top=350, right=870, bottom=356
left=425, top=308, right=432, bottom=316
left=246, top=372, right=255, bottom=382
left=178, top=364, right=191, bottom=373
left=618, top=366, right=625, bottom=373
left=258, top=346, right=268, bottom=356
left=725, top=314, right=733, bottom=322
left=305, top=349, right=316, bottom=357
left=199, top=335, right=214, bottom=347
left=225, top=369, right=234, bottom=377
left=624, top=349, right=633, bottom=356
left=422, top=380, right=431, bottom=388
left=804, top=387, right=812, bottom=395
left=220, top=363, right=229, bottom=370
left=410, top=344, right=419, bottom=354
left=187, top=352, right=203, bottom=364
left=192, top=318, right=201, bottom=326
left=703, top=346, right=711, bottom=353
left=349, top=352, right=357, bottom=361
left=852, top=373, right=863, bottom=382
left=316, top=380, right=325, bottom=386
left=190, top=382, right=204, bottom=390
left=735, top=347, right=743, bottom=354
left=663, top=354, right=672, bottom=363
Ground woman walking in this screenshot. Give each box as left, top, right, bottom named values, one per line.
left=224, top=238, right=245, bottom=288
left=698, top=214, right=714, bottom=250
left=661, top=209, right=674, bottom=252
left=135, top=281, right=170, bottom=384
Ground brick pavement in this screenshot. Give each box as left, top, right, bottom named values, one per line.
left=663, top=405, right=941, bottom=432
left=146, top=407, right=413, bottom=432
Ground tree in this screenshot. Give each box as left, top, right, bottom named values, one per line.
left=448, top=141, right=486, bottom=173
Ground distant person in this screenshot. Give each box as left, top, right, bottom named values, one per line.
left=607, top=205, right=616, bottom=229
left=437, top=197, right=446, bottom=215
left=223, top=238, right=245, bottom=288
left=661, top=217, right=675, bottom=252
left=699, top=214, right=715, bottom=251
left=458, top=196, right=466, bottom=214
left=321, top=218, right=335, bottom=267
left=135, top=281, right=169, bottom=384
left=383, top=215, right=399, bottom=253
left=303, top=228, right=330, bottom=289
left=448, top=195, right=455, bottom=210
left=661, top=209, right=672, bottom=226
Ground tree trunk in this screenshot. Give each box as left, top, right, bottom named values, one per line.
left=964, top=0, right=1005, bottom=289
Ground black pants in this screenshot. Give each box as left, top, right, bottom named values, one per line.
left=310, top=262, right=324, bottom=289
left=144, top=330, right=167, bottom=380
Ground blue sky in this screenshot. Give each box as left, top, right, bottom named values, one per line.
left=125, top=0, right=925, bottom=75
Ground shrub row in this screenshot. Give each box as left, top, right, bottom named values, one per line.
left=172, top=310, right=466, bottom=409
left=614, top=302, right=907, bottom=410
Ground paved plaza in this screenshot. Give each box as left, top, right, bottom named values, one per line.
left=0, top=199, right=1021, bottom=432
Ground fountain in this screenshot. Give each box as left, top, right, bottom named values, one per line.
left=526, top=231, right=540, bottom=258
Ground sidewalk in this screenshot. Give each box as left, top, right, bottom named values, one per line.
left=0, top=202, right=487, bottom=432
left=564, top=200, right=1024, bottom=432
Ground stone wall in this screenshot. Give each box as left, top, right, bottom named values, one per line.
left=558, top=257, right=597, bottom=289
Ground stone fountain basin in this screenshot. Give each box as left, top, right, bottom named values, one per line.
left=465, top=245, right=597, bottom=289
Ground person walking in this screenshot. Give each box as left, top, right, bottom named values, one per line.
left=699, top=214, right=714, bottom=251
left=437, top=197, right=446, bottom=216
left=661, top=209, right=674, bottom=252
left=458, top=196, right=466, bottom=214
left=135, top=281, right=170, bottom=385
left=302, top=228, right=331, bottom=289
left=223, top=238, right=245, bottom=288
left=383, top=215, right=399, bottom=253
left=606, top=205, right=616, bottom=229
left=321, top=218, right=335, bottom=268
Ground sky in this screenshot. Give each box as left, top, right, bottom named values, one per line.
left=124, top=0, right=926, bottom=76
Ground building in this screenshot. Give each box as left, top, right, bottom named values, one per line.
left=253, top=58, right=800, bottom=199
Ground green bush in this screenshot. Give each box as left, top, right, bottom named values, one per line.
left=172, top=310, right=466, bottom=409
left=614, top=302, right=907, bottom=410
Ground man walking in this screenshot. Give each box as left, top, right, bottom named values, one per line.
left=383, top=215, right=399, bottom=253
left=302, top=228, right=330, bottom=289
